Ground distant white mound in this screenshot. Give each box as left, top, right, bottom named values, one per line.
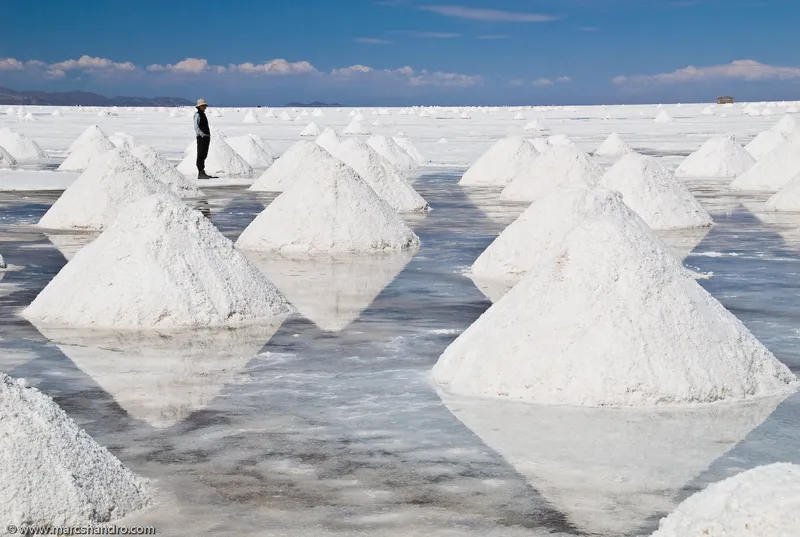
left=329, top=138, right=429, bottom=212
left=225, top=135, right=275, bottom=168
left=0, top=373, right=151, bottom=526
left=97, top=110, right=110, bottom=117
left=58, top=125, right=116, bottom=171
left=236, top=152, right=420, bottom=254
left=168, top=109, right=179, bottom=118
left=731, top=138, right=800, bottom=191
left=654, top=110, right=674, bottom=123
left=764, top=171, right=800, bottom=211
left=279, top=110, right=293, bottom=121
left=264, top=109, right=277, bottom=119
left=745, top=129, right=789, bottom=160
left=594, top=132, right=634, bottom=157
left=523, top=119, right=543, bottom=132
left=300, top=122, right=321, bottom=137
left=316, top=128, right=344, bottom=154
left=22, top=112, right=36, bottom=121
left=433, top=214, right=797, bottom=406
left=772, top=114, right=800, bottom=137
left=342, top=119, right=371, bottom=135
left=650, top=463, right=800, bottom=537
left=675, top=135, right=755, bottom=178
left=460, top=112, right=471, bottom=119
left=367, top=135, right=418, bottom=170
left=250, top=140, right=332, bottom=192
left=460, top=136, right=542, bottom=187
left=602, top=153, right=713, bottom=230
left=513, top=112, right=525, bottom=121
left=701, top=106, right=715, bottom=116
left=39, top=148, right=175, bottom=231
left=52, top=109, right=62, bottom=117
left=548, top=134, right=577, bottom=148
left=0, top=146, right=17, bottom=168
left=26, top=195, right=290, bottom=328
left=242, top=109, right=260, bottom=124
left=245, top=134, right=278, bottom=159
left=178, top=136, right=254, bottom=177
left=500, top=145, right=602, bottom=202
left=312, top=108, right=325, bottom=117
left=393, top=136, right=427, bottom=165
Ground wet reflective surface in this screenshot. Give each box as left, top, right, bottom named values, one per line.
left=1, top=173, right=799, bottom=536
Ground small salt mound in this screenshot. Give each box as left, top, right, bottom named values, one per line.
left=58, top=125, right=117, bottom=172
left=52, top=109, right=62, bottom=116
left=22, top=112, right=36, bottom=121
left=178, top=136, right=254, bottom=177
left=602, top=153, right=713, bottom=230
left=250, top=140, right=330, bottom=192
left=26, top=195, right=290, bottom=328
left=342, top=119, right=371, bottom=135
left=264, top=109, right=277, bottom=118
left=701, top=106, right=715, bottom=116
left=654, top=110, right=674, bottom=123
left=367, top=135, right=418, bottom=170
left=3, top=107, right=13, bottom=116
left=352, top=112, right=365, bottom=122
left=595, top=132, right=634, bottom=157
left=745, top=129, right=789, bottom=160
left=236, top=151, right=419, bottom=254
left=764, top=172, right=800, bottom=211
left=772, top=114, right=800, bottom=137
left=500, top=145, right=602, bottom=202
left=168, top=109, right=179, bottom=118
left=40, top=149, right=175, bottom=231
left=300, top=122, right=321, bottom=137
left=97, top=110, right=110, bottom=117
left=0, top=128, right=46, bottom=160
left=675, top=135, right=755, bottom=178
left=316, top=128, right=344, bottom=154
left=225, top=135, right=275, bottom=168
left=371, top=120, right=382, bottom=127
left=0, top=146, right=17, bottom=168
left=523, top=119, right=542, bottom=132
left=460, top=136, right=542, bottom=187
left=242, top=109, right=260, bottom=124
left=731, top=138, right=800, bottom=191
left=279, top=110, right=293, bottom=121
left=246, top=134, right=278, bottom=159
left=433, top=213, right=797, bottom=406
left=529, top=137, right=551, bottom=153
left=0, top=373, right=151, bottom=525
left=437, top=138, right=448, bottom=144
left=312, top=109, right=325, bottom=117
left=329, top=138, right=429, bottom=212
left=393, top=136, right=427, bottom=165
left=460, top=112, right=471, bottom=119
left=128, top=143, right=204, bottom=198
left=513, top=112, right=525, bottom=121
left=650, top=463, right=800, bottom=537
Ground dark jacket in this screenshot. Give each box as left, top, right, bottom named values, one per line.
left=194, top=109, right=210, bottom=137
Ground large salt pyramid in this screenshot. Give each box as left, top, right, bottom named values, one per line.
left=225, top=134, right=275, bottom=167
left=316, top=128, right=344, bottom=154
left=524, top=119, right=543, bottom=132
left=393, top=136, right=427, bottom=165
left=342, top=119, right=371, bottom=135
left=26, top=195, right=290, bottom=328
left=0, top=128, right=46, bottom=160
left=0, top=373, right=151, bottom=525
left=300, top=122, right=321, bottom=137
left=329, top=138, right=429, bottom=212
left=39, top=149, right=175, bottom=231
left=459, top=136, right=542, bottom=187
left=246, top=133, right=278, bottom=158
left=731, top=138, right=800, bottom=191
left=242, top=109, right=260, bottom=124
left=250, top=140, right=330, bottom=192
left=0, top=146, right=16, bottom=168
left=58, top=125, right=116, bottom=171
left=367, top=135, right=418, bottom=171
left=675, top=135, right=755, bottom=178
left=500, top=145, right=603, bottom=202
left=602, top=153, right=713, bottom=229
left=745, top=129, right=788, bottom=160
left=594, top=132, right=634, bottom=157
left=236, top=151, right=420, bottom=254
left=112, top=135, right=203, bottom=198
left=433, top=215, right=797, bottom=406
left=764, top=173, right=800, bottom=211
left=177, top=136, right=254, bottom=177
left=650, top=463, right=800, bottom=537
left=772, top=114, right=800, bottom=137
left=654, top=110, right=674, bottom=123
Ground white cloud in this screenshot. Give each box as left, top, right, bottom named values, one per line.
left=477, top=34, right=509, bottom=40
left=331, top=64, right=480, bottom=87
left=331, top=65, right=375, bottom=77
left=614, top=59, right=800, bottom=85
left=420, top=5, right=558, bottom=22
left=46, top=55, right=136, bottom=78
left=532, top=78, right=554, bottom=87
left=147, top=57, right=219, bottom=74
left=555, top=76, right=572, bottom=83
left=0, top=58, right=26, bottom=71
left=355, top=37, right=393, bottom=44
left=147, top=58, right=315, bottom=76
left=508, top=79, right=524, bottom=86
left=410, top=32, right=460, bottom=38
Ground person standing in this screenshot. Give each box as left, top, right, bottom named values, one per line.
left=193, top=99, right=216, bottom=179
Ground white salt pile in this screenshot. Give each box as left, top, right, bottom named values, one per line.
left=594, top=132, right=634, bottom=157
left=250, top=140, right=331, bottom=192
left=460, top=112, right=471, bottom=119
left=22, top=112, right=36, bottom=121
left=393, top=136, right=427, bottom=165
left=39, top=149, right=175, bottom=231
left=329, top=138, right=429, bottom=212
left=459, top=136, right=542, bottom=187
left=764, top=174, right=800, bottom=211
left=524, top=119, right=542, bottom=132
left=500, top=145, right=602, bottom=202
left=731, top=138, right=800, bottom=191
left=26, top=195, right=290, bottom=328
left=371, top=119, right=381, bottom=127
left=433, top=213, right=797, bottom=406
left=59, top=125, right=116, bottom=171
left=300, top=122, right=321, bottom=137
left=772, top=114, right=799, bottom=137
left=236, top=151, right=419, bottom=254
left=745, top=129, right=788, bottom=160
left=0, top=373, right=151, bottom=525
left=513, top=112, right=525, bottom=121
left=529, top=137, right=551, bottom=153
left=654, top=110, right=674, bottom=123
left=242, top=109, right=260, bottom=124
left=650, top=463, right=800, bottom=537
left=602, top=153, right=713, bottom=229
left=178, top=136, right=254, bottom=177
left=0, top=253, right=5, bottom=268
left=342, top=119, right=371, bottom=135
left=0, top=146, right=16, bottom=168
left=244, top=134, right=277, bottom=159
left=316, top=128, right=344, bottom=154
left=264, top=109, right=277, bottom=119
left=225, top=135, right=275, bottom=168
left=367, top=135, right=418, bottom=170
left=97, top=110, right=110, bottom=117
left=312, top=108, right=325, bottom=117
left=547, top=134, right=578, bottom=148
left=437, top=138, right=448, bottom=144
left=52, top=109, right=62, bottom=116
left=701, top=106, right=715, bottom=116
left=675, top=135, right=755, bottom=178
left=128, top=143, right=204, bottom=198
left=279, top=110, right=293, bottom=121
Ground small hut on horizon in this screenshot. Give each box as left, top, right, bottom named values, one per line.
left=717, top=96, right=735, bottom=104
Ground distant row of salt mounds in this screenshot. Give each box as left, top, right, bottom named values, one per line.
left=675, top=135, right=755, bottom=178
left=25, top=194, right=291, bottom=328
left=0, top=373, right=151, bottom=525
left=0, top=128, right=47, bottom=160
left=178, top=131, right=254, bottom=177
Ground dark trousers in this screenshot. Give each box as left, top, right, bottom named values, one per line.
left=196, top=136, right=210, bottom=173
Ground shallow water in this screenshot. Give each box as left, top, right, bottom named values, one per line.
left=1, top=173, right=799, bottom=536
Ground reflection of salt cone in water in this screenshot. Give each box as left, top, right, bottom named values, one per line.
left=655, top=226, right=712, bottom=262
left=30, top=322, right=285, bottom=428
left=45, top=231, right=98, bottom=261
left=244, top=252, right=414, bottom=332
left=439, top=391, right=783, bottom=536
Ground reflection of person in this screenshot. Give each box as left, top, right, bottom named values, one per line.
left=193, top=98, right=216, bottom=179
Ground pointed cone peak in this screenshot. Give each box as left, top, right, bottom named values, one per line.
left=772, top=114, right=800, bottom=137
left=654, top=110, right=674, bottom=123
left=392, top=136, right=426, bottom=165
left=279, top=110, right=293, bottom=120
left=500, top=144, right=603, bottom=202
left=127, top=143, right=204, bottom=198
left=225, top=135, right=275, bottom=167
left=732, top=137, right=800, bottom=191
left=745, top=129, right=789, bottom=160
left=701, top=105, right=715, bottom=115
left=246, top=133, right=277, bottom=158
left=26, top=194, right=290, bottom=328
left=177, top=137, right=253, bottom=177
left=236, top=151, right=420, bottom=254
left=595, top=132, right=634, bottom=157
left=0, top=128, right=46, bottom=160
left=58, top=126, right=116, bottom=171
left=242, top=109, right=260, bottom=123
left=300, top=122, right=321, bottom=136
left=460, top=136, right=542, bottom=187
left=250, top=140, right=331, bottom=192
left=0, top=146, right=17, bottom=168
left=676, top=135, right=755, bottom=178
left=342, top=119, right=371, bottom=135
left=367, top=135, right=418, bottom=170
left=434, top=214, right=797, bottom=406
left=67, top=124, right=112, bottom=153
left=316, top=128, right=344, bottom=154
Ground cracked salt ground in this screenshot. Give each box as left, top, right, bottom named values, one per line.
left=0, top=175, right=800, bottom=536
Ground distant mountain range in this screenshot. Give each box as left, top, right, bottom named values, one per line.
left=283, top=101, right=343, bottom=108
left=0, top=87, right=192, bottom=106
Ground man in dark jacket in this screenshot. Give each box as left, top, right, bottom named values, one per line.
left=193, top=98, right=216, bottom=179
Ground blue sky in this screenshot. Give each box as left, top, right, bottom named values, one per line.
left=1, top=0, right=799, bottom=105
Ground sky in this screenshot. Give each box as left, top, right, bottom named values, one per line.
left=1, top=0, right=800, bottom=106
